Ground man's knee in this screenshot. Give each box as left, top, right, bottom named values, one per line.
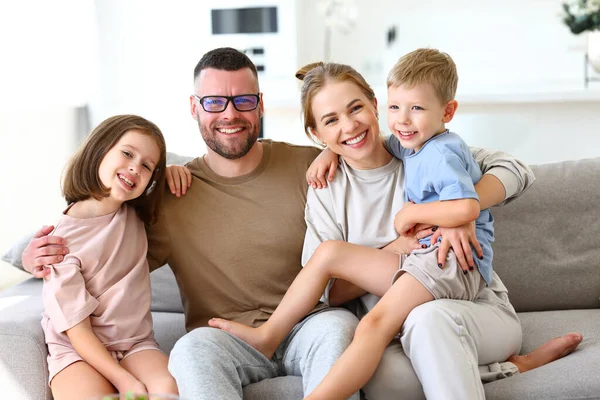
left=170, top=327, right=232, bottom=363
left=303, top=309, right=358, bottom=349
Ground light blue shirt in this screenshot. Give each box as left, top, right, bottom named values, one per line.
left=385, top=131, right=495, bottom=285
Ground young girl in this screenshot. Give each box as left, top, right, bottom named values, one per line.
left=41, top=115, right=178, bottom=399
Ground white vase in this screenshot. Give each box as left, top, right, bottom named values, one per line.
left=588, top=31, right=600, bottom=73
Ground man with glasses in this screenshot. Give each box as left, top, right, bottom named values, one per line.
left=144, top=47, right=361, bottom=399
left=21, top=47, right=572, bottom=399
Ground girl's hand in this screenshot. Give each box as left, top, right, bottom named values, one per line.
left=306, top=148, right=339, bottom=189
left=433, top=221, right=484, bottom=272
left=166, top=165, right=192, bottom=197
left=115, top=374, right=147, bottom=396
left=394, top=202, right=418, bottom=236
left=382, top=235, right=423, bottom=255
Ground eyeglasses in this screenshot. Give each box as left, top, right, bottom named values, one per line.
left=193, top=94, right=260, bottom=113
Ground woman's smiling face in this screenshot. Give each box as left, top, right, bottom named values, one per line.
left=311, top=80, right=385, bottom=169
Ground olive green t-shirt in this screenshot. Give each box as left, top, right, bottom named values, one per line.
left=146, top=140, right=325, bottom=331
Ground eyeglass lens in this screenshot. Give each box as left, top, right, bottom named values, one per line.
left=202, top=95, right=258, bottom=112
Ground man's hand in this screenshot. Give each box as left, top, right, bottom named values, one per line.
left=22, top=226, right=68, bottom=278
left=432, top=222, right=484, bottom=272
left=165, top=165, right=192, bottom=197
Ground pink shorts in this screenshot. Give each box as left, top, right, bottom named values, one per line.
left=47, top=339, right=161, bottom=385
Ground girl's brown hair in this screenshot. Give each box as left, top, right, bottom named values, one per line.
left=296, top=62, right=376, bottom=146
left=62, top=114, right=167, bottom=225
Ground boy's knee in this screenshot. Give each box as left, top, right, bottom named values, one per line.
left=355, top=311, right=388, bottom=340
left=312, top=240, right=344, bottom=268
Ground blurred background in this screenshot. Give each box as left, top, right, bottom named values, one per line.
left=1, top=0, right=599, bottom=290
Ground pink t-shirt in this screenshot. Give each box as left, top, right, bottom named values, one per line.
left=42, top=204, right=155, bottom=351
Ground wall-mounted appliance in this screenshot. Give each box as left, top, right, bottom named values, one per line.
left=209, top=1, right=298, bottom=81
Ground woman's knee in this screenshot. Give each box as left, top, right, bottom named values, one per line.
left=363, top=343, right=425, bottom=400
left=402, top=301, right=457, bottom=339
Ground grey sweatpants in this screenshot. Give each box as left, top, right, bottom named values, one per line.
left=168, top=308, right=360, bottom=400
left=362, top=285, right=522, bottom=400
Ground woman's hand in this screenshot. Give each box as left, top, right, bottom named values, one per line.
left=165, top=165, right=192, bottom=197
left=306, top=148, right=339, bottom=189
left=432, top=222, right=484, bottom=272
left=382, top=234, right=422, bottom=255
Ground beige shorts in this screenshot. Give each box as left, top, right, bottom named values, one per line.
left=47, top=339, right=161, bottom=385
left=392, top=243, right=486, bottom=301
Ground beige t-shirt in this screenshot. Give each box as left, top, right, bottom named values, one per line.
left=42, top=204, right=154, bottom=351
left=302, top=148, right=536, bottom=317
left=146, top=140, right=325, bottom=331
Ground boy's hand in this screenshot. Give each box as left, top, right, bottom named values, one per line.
left=306, top=148, right=339, bottom=189
left=166, top=165, right=192, bottom=197
left=381, top=235, right=422, bottom=255
left=394, top=202, right=418, bottom=236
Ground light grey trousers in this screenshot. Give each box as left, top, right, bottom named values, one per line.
left=168, top=308, right=360, bottom=400
left=362, top=286, right=522, bottom=400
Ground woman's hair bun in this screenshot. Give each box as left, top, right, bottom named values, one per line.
left=295, top=62, right=325, bottom=80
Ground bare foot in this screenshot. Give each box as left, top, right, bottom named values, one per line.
left=208, top=318, right=278, bottom=359
left=508, top=332, right=583, bottom=373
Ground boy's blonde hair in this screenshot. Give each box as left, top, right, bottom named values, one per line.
left=387, top=48, right=458, bottom=104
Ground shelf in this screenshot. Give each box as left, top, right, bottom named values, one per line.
left=372, top=85, right=600, bottom=106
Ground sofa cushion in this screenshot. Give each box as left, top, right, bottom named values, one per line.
left=0, top=278, right=51, bottom=400
left=492, top=157, right=600, bottom=312
left=485, top=309, right=600, bottom=399
left=150, top=265, right=184, bottom=313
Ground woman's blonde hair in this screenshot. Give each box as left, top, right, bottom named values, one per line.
left=62, top=114, right=167, bottom=225
left=296, top=62, right=376, bottom=146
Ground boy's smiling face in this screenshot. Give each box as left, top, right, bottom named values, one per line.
left=387, top=83, right=458, bottom=151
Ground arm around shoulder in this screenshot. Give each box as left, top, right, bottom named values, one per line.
left=470, top=146, right=535, bottom=205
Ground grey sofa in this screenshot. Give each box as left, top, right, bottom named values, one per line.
left=1, top=157, right=599, bottom=400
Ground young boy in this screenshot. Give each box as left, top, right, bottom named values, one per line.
left=384, top=47, right=494, bottom=289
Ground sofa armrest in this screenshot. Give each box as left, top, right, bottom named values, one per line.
left=0, top=278, right=51, bottom=400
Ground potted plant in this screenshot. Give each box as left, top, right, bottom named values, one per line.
left=562, top=0, right=600, bottom=71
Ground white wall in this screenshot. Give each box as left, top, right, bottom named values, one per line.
left=91, top=0, right=600, bottom=165
left=0, top=0, right=97, bottom=290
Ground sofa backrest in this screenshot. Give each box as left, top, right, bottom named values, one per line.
left=492, top=157, right=600, bottom=312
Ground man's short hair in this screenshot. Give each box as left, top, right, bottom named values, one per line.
left=387, top=48, right=458, bottom=104
left=193, top=47, right=258, bottom=81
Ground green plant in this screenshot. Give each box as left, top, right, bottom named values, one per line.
left=562, top=0, right=600, bottom=34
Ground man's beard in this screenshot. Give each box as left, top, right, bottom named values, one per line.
left=197, top=116, right=260, bottom=160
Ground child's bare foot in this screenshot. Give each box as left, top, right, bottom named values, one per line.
left=508, top=332, right=583, bottom=373
left=208, top=318, right=278, bottom=359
